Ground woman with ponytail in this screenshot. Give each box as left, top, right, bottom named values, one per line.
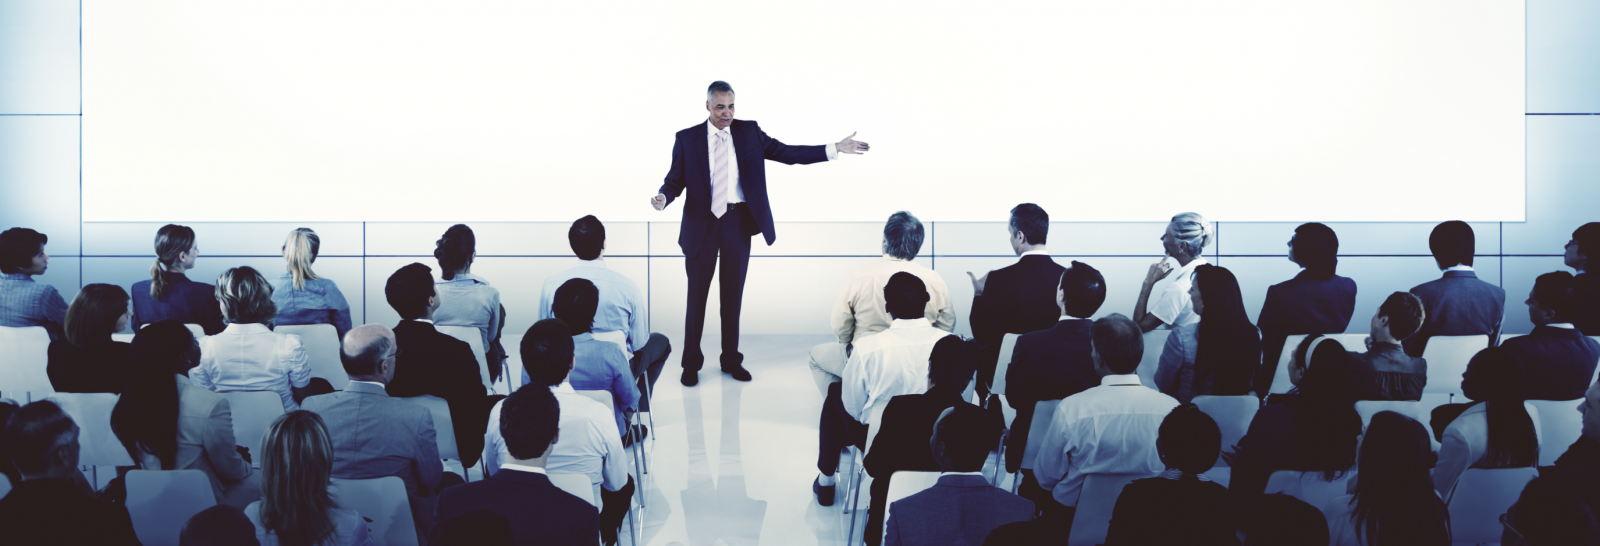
left=131, top=224, right=225, bottom=334
left=1324, top=411, right=1450, bottom=546
left=246, top=410, right=373, bottom=546
left=271, top=228, right=353, bottom=339
left=1432, top=347, right=1542, bottom=497
left=1105, top=404, right=1238, bottom=545
left=432, top=224, right=505, bottom=379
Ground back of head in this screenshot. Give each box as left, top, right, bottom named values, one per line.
left=1353, top=411, right=1448, bottom=546
left=113, top=320, right=195, bottom=469
left=4, top=400, right=75, bottom=476
left=927, top=335, right=976, bottom=392
left=552, top=278, right=600, bottom=335
left=340, top=324, right=393, bottom=378
left=1244, top=494, right=1330, bottom=546
left=1292, top=223, right=1340, bottom=278
left=1294, top=340, right=1359, bottom=474
left=1428, top=220, right=1475, bottom=268
left=434, top=510, right=514, bottom=546
left=1009, top=203, right=1049, bottom=245
left=932, top=404, right=1000, bottom=472
left=1091, top=313, right=1143, bottom=375
left=149, top=224, right=196, bottom=299
left=882, top=211, right=925, bottom=261
left=1168, top=212, right=1212, bottom=258
left=521, top=319, right=576, bottom=387
left=883, top=272, right=930, bottom=320
left=260, top=410, right=336, bottom=546
left=501, top=384, right=561, bottom=460
left=0, top=227, right=46, bottom=275
left=434, top=224, right=476, bottom=280
left=1193, top=264, right=1258, bottom=394
left=65, top=283, right=130, bottom=349
left=1378, top=292, right=1426, bottom=341
left=385, top=263, right=435, bottom=320
left=181, top=505, right=262, bottom=546
left=568, top=215, right=606, bottom=261
left=1463, top=347, right=1539, bottom=468
left=1533, top=271, right=1579, bottom=323
left=283, top=228, right=321, bottom=291
left=1512, top=477, right=1600, bottom=546
left=1575, top=223, right=1600, bottom=266
left=1059, top=261, right=1106, bottom=319
left=215, top=266, right=276, bottom=325
left=1157, top=404, right=1221, bottom=476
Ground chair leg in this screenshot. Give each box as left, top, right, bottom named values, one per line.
left=845, top=464, right=866, bottom=546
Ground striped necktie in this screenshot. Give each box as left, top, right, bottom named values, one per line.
left=711, top=130, right=730, bottom=218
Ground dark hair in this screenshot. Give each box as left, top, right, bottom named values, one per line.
left=4, top=400, right=75, bottom=475
left=521, top=319, right=575, bottom=387
left=340, top=335, right=391, bottom=377
left=65, top=283, right=130, bottom=349
left=501, top=385, right=560, bottom=460
left=1379, top=292, right=1427, bottom=340
left=568, top=215, right=606, bottom=261
left=1290, top=334, right=1329, bottom=377
left=1059, top=261, right=1106, bottom=319
left=112, top=320, right=196, bottom=470
left=1244, top=494, right=1330, bottom=546
left=1573, top=223, right=1600, bottom=264
left=1292, top=223, right=1340, bottom=279
left=434, top=224, right=476, bottom=280
left=1193, top=265, right=1261, bottom=396
left=883, top=272, right=930, bottom=320
left=1158, top=404, right=1221, bottom=475
left=1428, top=220, right=1475, bottom=268
left=0, top=227, right=47, bottom=275
left=1091, top=313, right=1144, bottom=375
left=1351, top=411, right=1450, bottom=546
left=180, top=505, right=262, bottom=546
left=149, top=224, right=197, bottom=300
left=707, top=80, right=734, bottom=98
left=1532, top=271, right=1579, bottom=323
left=215, top=266, right=277, bottom=325
left=883, top=211, right=925, bottom=261
left=384, top=263, right=436, bottom=320
left=434, top=510, right=514, bottom=546
left=933, top=404, right=1000, bottom=471
left=927, top=335, right=976, bottom=393
left=1291, top=340, right=1360, bottom=479
left=1461, top=347, right=1539, bottom=469
left=552, top=278, right=599, bottom=335
left=1008, top=203, right=1049, bottom=245
left=1513, top=477, right=1600, bottom=545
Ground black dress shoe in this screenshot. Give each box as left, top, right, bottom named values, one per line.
left=681, top=368, right=699, bottom=387
left=813, top=476, right=835, bottom=506
left=723, top=365, right=752, bottom=382
left=623, top=424, right=649, bottom=448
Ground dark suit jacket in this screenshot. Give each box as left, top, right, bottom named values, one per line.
left=1574, top=272, right=1600, bottom=336
left=0, top=478, right=141, bottom=545
left=46, top=339, right=130, bottom=394
left=1348, top=342, right=1427, bottom=401
left=884, top=474, right=1034, bottom=546
left=389, top=320, right=489, bottom=465
left=1405, top=270, right=1506, bottom=357
left=432, top=469, right=600, bottom=546
left=1502, top=325, right=1600, bottom=400
left=970, top=255, right=1067, bottom=383
left=1229, top=403, right=1360, bottom=500
left=1105, top=476, right=1239, bottom=546
left=657, top=119, right=829, bottom=257
left=863, top=391, right=981, bottom=542
left=1004, top=319, right=1098, bottom=472
left=1255, top=272, right=1357, bottom=390
left=1551, top=435, right=1600, bottom=513
left=132, top=272, right=227, bottom=335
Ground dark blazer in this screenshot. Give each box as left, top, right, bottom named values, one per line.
left=657, top=119, right=829, bottom=257
left=1348, top=342, right=1427, bottom=401
left=1255, top=271, right=1357, bottom=390
left=1229, top=403, right=1360, bottom=500
left=46, top=339, right=131, bottom=394
left=1551, top=435, right=1600, bottom=513
left=1004, top=318, right=1098, bottom=472
left=970, top=255, right=1067, bottom=383
left=432, top=469, right=600, bottom=546
left=1574, top=272, right=1600, bottom=336
left=131, top=272, right=227, bottom=335
left=1405, top=270, right=1506, bottom=357
left=864, top=391, right=984, bottom=542
left=389, top=319, right=489, bottom=465
left=884, top=474, right=1034, bottom=546
left=1502, top=325, right=1600, bottom=400
left=1105, top=476, right=1240, bottom=546
left=0, top=478, right=141, bottom=545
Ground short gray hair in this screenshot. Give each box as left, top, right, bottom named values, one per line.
left=1091, top=313, right=1144, bottom=375
left=1168, top=212, right=1212, bottom=258
left=707, top=80, right=735, bottom=102
left=883, top=211, right=925, bottom=260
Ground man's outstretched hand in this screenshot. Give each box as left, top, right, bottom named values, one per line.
left=838, top=132, right=870, bottom=154
left=650, top=193, right=667, bottom=211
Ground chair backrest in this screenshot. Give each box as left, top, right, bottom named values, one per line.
left=398, top=394, right=459, bottom=461
left=1264, top=470, right=1358, bottom=520
left=1136, top=330, right=1172, bottom=387
left=1021, top=399, right=1063, bottom=471
left=1268, top=334, right=1309, bottom=395
left=0, top=326, right=53, bottom=399
left=881, top=471, right=943, bottom=546
left=1192, top=395, right=1259, bottom=467
left=548, top=472, right=598, bottom=507
left=574, top=389, right=616, bottom=413
left=331, top=476, right=420, bottom=546
left=273, top=324, right=348, bottom=391
left=1420, top=335, right=1491, bottom=395
left=435, top=325, right=492, bottom=393
left=126, top=469, right=217, bottom=546
left=184, top=323, right=206, bottom=339
left=1353, top=400, right=1424, bottom=430
left=1529, top=398, right=1584, bottom=467
left=1446, top=467, right=1538, bottom=544
left=45, top=392, right=136, bottom=467
left=992, top=333, right=1021, bottom=396
left=112, top=333, right=134, bottom=343
left=218, top=391, right=286, bottom=466
left=1068, top=473, right=1160, bottom=546
left=863, top=401, right=890, bottom=457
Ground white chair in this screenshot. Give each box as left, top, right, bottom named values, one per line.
left=880, top=471, right=944, bottom=546
left=1530, top=399, right=1584, bottom=466
left=1445, top=467, right=1538, bottom=545
left=549, top=472, right=599, bottom=507
left=274, top=324, right=348, bottom=391
left=332, top=476, right=420, bottom=546
left=1016, top=399, right=1064, bottom=493
left=0, top=326, right=53, bottom=401
left=1354, top=400, right=1440, bottom=451
left=573, top=389, right=641, bottom=499
left=218, top=391, right=285, bottom=467
left=1068, top=473, right=1159, bottom=546
left=184, top=323, right=206, bottom=339
left=397, top=394, right=459, bottom=461
left=126, top=469, right=217, bottom=546
left=1192, top=395, right=1259, bottom=468
left=45, top=393, right=136, bottom=469
left=1420, top=335, right=1491, bottom=395
left=1136, top=329, right=1172, bottom=387
left=1268, top=334, right=1310, bottom=395
left=991, top=333, right=1021, bottom=396
left=436, top=325, right=494, bottom=394
left=1265, top=470, right=1358, bottom=521
left=112, top=333, right=134, bottom=343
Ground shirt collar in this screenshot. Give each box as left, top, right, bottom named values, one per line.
left=1100, top=373, right=1142, bottom=387
left=1020, top=249, right=1050, bottom=258
left=1175, top=257, right=1208, bottom=277
left=1445, top=265, right=1475, bottom=272
left=576, top=259, right=609, bottom=269
left=550, top=380, right=576, bottom=394
left=1159, top=469, right=1213, bottom=482
left=500, top=463, right=548, bottom=475
left=573, top=332, right=595, bottom=342
left=890, top=318, right=932, bottom=329
left=223, top=322, right=271, bottom=334
left=415, top=318, right=434, bottom=324
left=439, top=273, right=479, bottom=283
left=707, top=120, right=730, bottom=137
left=882, top=254, right=909, bottom=262
left=347, top=380, right=388, bottom=390
left=2, top=273, right=32, bottom=281
left=942, top=471, right=986, bottom=477
left=1547, top=323, right=1577, bottom=329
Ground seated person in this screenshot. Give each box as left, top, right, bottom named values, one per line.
left=191, top=266, right=320, bottom=411
left=1566, top=222, right=1600, bottom=336
left=1431, top=348, right=1542, bottom=497
left=1240, top=494, right=1329, bottom=546
left=1105, top=404, right=1238, bottom=546
left=1134, top=212, right=1212, bottom=333
left=1322, top=411, right=1449, bottom=546
left=1503, top=271, right=1600, bottom=400
left=967, top=204, right=1066, bottom=396
left=0, top=400, right=141, bottom=545
left=132, top=224, right=226, bottom=334
left=1545, top=381, right=1600, bottom=512
left=1006, top=261, right=1104, bottom=476
left=438, top=385, right=601, bottom=546
left=543, top=278, right=642, bottom=442
left=1266, top=334, right=1340, bottom=404
left=1255, top=223, right=1358, bottom=391
left=270, top=227, right=353, bottom=339
left=811, top=211, right=954, bottom=395
left=432, top=224, right=505, bottom=380
left=385, top=262, right=491, bottom=466
left=246, top=411, right=374, bottom=546
left=47, top=283, right=133, bottom=393
left=1156, top=264, right=1260, bottom=403
left=884, top=405, right=1033, bottom=546
left=181, top=505, right=262, bottom=546
left=433, top=510, right=515, bottom=546
left=1230, top=340, right=1360, bottom=500
left=0, top=227, right=67, bottom=338
left=1348, top=292, right=1428, bottom=401
left=1502, top=477, right=1600, bottom=546
left=1405, top=221, right=1505, bottom=357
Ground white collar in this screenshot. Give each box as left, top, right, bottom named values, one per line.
left=1547, top=323, right=1577, bottom=329
left=890, top=318, right=932, bottom=329
left=1020, top=249, right=1050, bottom=257
left=882, top=254, right=909, bottom=262
left=549, top=380, right=576, bottom=394
left=415, top=318, right=434, bottom=324
left=1059, top=315, right=1077, bottom=322
left=348, top=380, right=387, bottom=389
left=222, top=323, right=271, bottom=334
left=1175, top=257, right=1208, bottom=276
left=1099, top=373, right=1142, bottom=387
left=707, top=120, right=730, bottom=136
left=576, top=259, right=608, bottom=269
left=1445, top=265, right=1475, bottom=272
left=942, top=471, right=985, bottom=476
left=500, top=463, right=547, bottom=475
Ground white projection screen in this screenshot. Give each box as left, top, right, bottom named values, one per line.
left=82, top=1, right=1525, bottom=223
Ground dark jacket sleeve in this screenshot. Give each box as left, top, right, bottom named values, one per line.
left=100, top=501, right=144, bottom=546
left=864, top=401, right=904, bottom=478
left=756, top=124, right=829, bottom=165
left=1103, top=480, right=1154, bottom=546
left=658, top=132, right=687, bottom=205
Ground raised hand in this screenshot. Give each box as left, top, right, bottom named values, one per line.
left=1144, top=256, right=1174, bottom=286
left=650, top=193, right=667, bottom=211
left=967, top=270, right=990, bottom=296
left=837, top=131, right=870, bottom=154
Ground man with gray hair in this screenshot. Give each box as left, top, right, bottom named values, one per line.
left=809, top=211, right=956, bottom=395
left=0, top=400, right=141, bottom=544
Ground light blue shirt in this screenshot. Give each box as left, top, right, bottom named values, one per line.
left=523, top=333, right=639, bottom=435
left=538, top=260, right=648, bottom=352
left=434, top=272, right=501, bottom=352
left=1154, top=321, right=1199, bottom=403
left=272, top=273, right=353, bottom=339
left=0, top=272, right=67, bottom=339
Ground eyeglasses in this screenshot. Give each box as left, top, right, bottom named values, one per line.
left=388, top=347, right=404, bottom=359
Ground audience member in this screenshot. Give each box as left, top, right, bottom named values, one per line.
left=433, top=510, right=515, bottom=546
left=811, top=211, right=954, bottom=395
left=301, top=324, right=450, bottom=536
left=543, top=278, right=642, bottom=442
left=1502, top=271, right=1600, bottom=400
left=967, top=204, right=1066, bottom=398
left=46, top=283, right=133, bottom=393
left=1322, top=411, right=1449, bottom=546
left=442, top=382, right=602, bottom=546
left=1256, top=223, right=1358, bottom=392
left=191, top=266, right=320, bottom=411
left=1105, top=404, right=1238, bottom=546
left=1431, top=347, right=1542, bottom=497
left=540, top=215, right=673, bottom=409
left=1348, top=292, right=1428, bottom=401
left=385, top=262, right=491, bottom=466
left=1230, top=338, right=1360, bottom=501
left=0, top=399, right=19, bottom=485
left=1268, top=334, right=1339, bottom=404
left=982, top=520, right=1055, bottom=546
left=1005, top=261, right=1104, bottom=476
left=0, top=227, right=67, bottom=338
left=816, top=273, right=949, bottom=505
left=1567, top=222, right=1600, bottom=335
left=1133, top=212, right=1212, bottom=333
left=432, top=224, right=506, bottom=381
left=1546, top=380, right=1600, bottom=513
left=1035, top=314, right=1180, bottom=533
left=270, top=227, right=353, bottom=339
left=883, top=405, right=1033, bottom=546
left=132, top=224, right=226, bottom=334
left=1157, top=264, right=1260, bottom=403
left=1502, top=476, right=1600, bottom=546
left=1241, top=494, right=1330, bottom=546
left=0, top=400, right=141, bottom=545
left=246, top=410, right=374, bottom=546
left=181, top=505, right=262, bottom=546
left=1405, top=220, right=1505, bottom=357
left=113, top=320, right=261, bottom=509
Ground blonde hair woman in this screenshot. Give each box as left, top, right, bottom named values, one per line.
left=1133, top=212, right=1213, bottom=333
left=246, top=411, right=374, bottom=546
left=271, top=228, right=353, bottom=339
left=131, top=224, right=226, bottom=334
left=191, top=266, right=323, bottom=410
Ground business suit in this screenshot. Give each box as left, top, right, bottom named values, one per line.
left=388, top=319, right=490, bottom=466
left=302, top=381, right=444, bottom=533
left=658, top=119, right=831, bottom=371
left=1405, top=269, right=1506, bottom=357
left=969, top=254, right=1066, bottom=392
left=432, top=469, right=601, bottom=546
left=1347, top=342, right=1427, bottom=401
left=46, top=338, right=131, bottom=394
left=1501, top=325, right=1600, bottom=400
left=862, top=391, right=983, bottom=546
left=1004, top=318, right=1098, bottom=472
left=1229, top=403, right=1360, bottom=500
left=1433, top=402, right=1542, bottom=498
left=884, top=474, right=1034, bottom=546
left=0, top=478, right=142, bottom=545
left=1104, top=475, right=1239, bottom=546
left=1550, top=435, right=1600, bottom=512
left=1575, top=272, right=1600, bottom=336
left=1255, top=272, right=1357, bottom=392
left=135, top=375, right=260, bottom=509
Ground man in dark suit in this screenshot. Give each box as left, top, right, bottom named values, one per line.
left=385, top=262, right=492, bottom=467
left=1503, top=272, right=1600, bottom=400
left=1566, top=222, right=1600, bottom=336
left=0, top=401, right=141, bottom=545
left=1005, top=261, right=1104, bottom=476
left=651, top=80, right=869, bottom=386
left=966, top=204, right=1065, bottom=399
left=432, top=384, right=600, bottom=546
left=1405, top=221, right=1506, bottom=357
left=1254, top=222, right=1359, bottom=393
left=1349, top=292, right=1429, bottom=401
left=1541, top=381, right=1600, bottom=513
left=883, top=405, right=1034, bottom=546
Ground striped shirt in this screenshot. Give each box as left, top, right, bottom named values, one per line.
left=0, top=273, right=67, bottom=339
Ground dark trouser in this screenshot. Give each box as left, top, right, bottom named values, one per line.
left=1431, top=402, right=1475, bottom=443
left=599, top=475, right=637, bottom=544
left=817, top=382, right=868, bottom=475
left=1017, top=470, right=1053, bottom=517
left=1005, top=404, right=1036, bottom=473
left=630, top=333, right=672, bottom=412
left=486, top=304, right=508, bottom=384
left=683, top=204, right=754, bottom=371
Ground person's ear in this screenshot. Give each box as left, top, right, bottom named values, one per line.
left=569, top=355, right=577, bottom=371
left=1376, top=315, right=1390, bottom=330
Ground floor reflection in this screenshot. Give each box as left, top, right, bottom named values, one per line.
left=680, top=378, right=767, bottom=546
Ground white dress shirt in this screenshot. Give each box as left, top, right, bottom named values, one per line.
left=484, top=381, right=629, bottom=498
left=1444, top=265, right=1476, bottom=272
left=500, top=463, right=547, bottom=475
left=193, top=323, right=312, bottom=411
left=841, top=318, right=952, bottom=424
left=1034, top=374, right=1179, bottom=506
left=1019, top=249, right=1050, bottom=258
left=706, top=121, right=838, bottom=207
left=1148, top=257, right=1208, bottom=329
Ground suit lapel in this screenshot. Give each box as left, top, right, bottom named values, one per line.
left=692, top=122, right=711, bottom=191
